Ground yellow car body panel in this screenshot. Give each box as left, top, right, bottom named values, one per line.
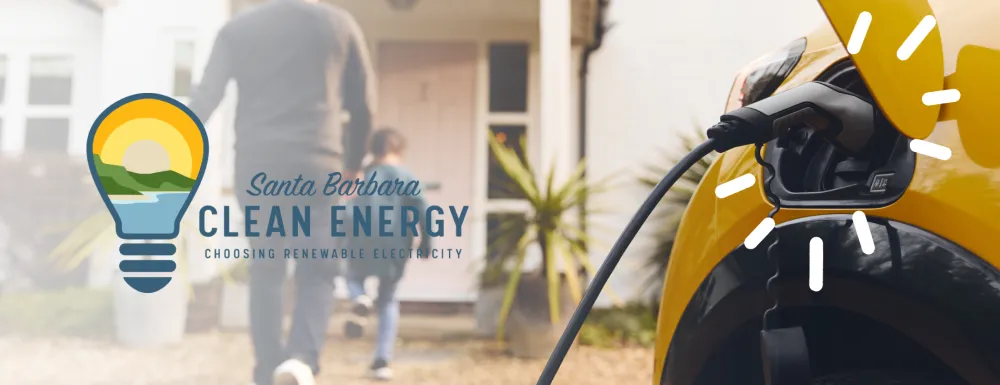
left=653, top=1, right=1000, bottom=382
left=818, top=0, right=944, bottom=140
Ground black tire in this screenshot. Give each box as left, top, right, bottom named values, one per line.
left=811, top=370, right=965, bottom=385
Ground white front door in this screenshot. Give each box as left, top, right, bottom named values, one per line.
left=376, top=41, right=477, bottom=302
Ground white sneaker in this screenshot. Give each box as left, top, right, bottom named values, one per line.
left=370, top=366, right=393, bottom=381
left=353, top=294, right=374, bottom=317
left=273, top=358, right=315, bottom=385
left=369, top=359, right=393, bottom=381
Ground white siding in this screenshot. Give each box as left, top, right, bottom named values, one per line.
left=101, top=0, right=232, bottom=286
left=586, top=0, right=827, bottom=304
left=0, top=0, right=102, bottom=41
left=0, top=0, right=103, bottom=156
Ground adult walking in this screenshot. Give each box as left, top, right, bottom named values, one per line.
left=187, top=1, right=376, bottom=384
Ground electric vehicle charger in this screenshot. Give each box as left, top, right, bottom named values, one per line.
left=536, top=81, right=883, bottom=385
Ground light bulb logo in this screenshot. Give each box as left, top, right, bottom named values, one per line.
left=87, top=93, right=209, bottom=294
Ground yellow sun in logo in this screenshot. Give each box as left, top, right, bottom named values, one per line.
left=91, top=98, right=205, bottom=179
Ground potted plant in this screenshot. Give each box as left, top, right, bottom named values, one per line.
left=473, top=205, right=529, bottom=337
left=218, top=258, right=250, bottom=329
left=637, top=128, right=716, bottom=304
left=0, top=153, right=104, bottom=292
left=487, top=132, right=611, bottom=358
left=49, top=212, right=200, bottom=348
left=474, top=256, right=513, bottom=337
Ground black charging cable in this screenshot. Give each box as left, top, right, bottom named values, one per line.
left=536, top=138, right=719, bottom=385
left=755, top=142, right=783, bottom=331
left=538, top=81, right=883, bottom=384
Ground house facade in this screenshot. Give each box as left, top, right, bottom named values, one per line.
left=0, top=0, right=823, bottom=303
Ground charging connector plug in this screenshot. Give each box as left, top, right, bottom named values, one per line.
left=707, top=81, right=879, bottom=155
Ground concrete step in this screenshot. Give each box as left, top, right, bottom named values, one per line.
left=327, top=310, right=480, bottom=341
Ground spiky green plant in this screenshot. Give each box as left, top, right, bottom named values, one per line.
left=487, top=131, right=613, bottom=341
left=48, top=211, right=202, bottom=298
left=638, top=128, right=717, bottom=303
left=220, top=258, right=250, bottom=284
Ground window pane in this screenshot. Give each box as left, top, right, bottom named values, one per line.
left=488, top=43, right=529, bottom=113
left=29, top=56, right=74, bottom=105
left=25, top=118, right=70, bottom=152
left=0, top=56, right=6, bottom=104
left=486, top=212, right=528, bottom=262
left=173, top=41, right=195, bottom=98
left=488, top=125, right=527, bottom=199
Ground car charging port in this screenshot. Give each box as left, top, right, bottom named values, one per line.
left=762, top=61, right=915, bottom=209
left=540, top=61, right=917, bottom=385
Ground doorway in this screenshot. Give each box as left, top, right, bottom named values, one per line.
left=376, top=41, right=478, bottom=301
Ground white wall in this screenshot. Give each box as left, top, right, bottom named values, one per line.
left=91, top=0, right=234, bottom=287
left=586, top=0, right=827, bottom=304
left=0, top=0, right=103, bottom=156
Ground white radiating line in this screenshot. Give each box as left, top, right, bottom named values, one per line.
left=846, top=11, right=872, bottom=54
left=897, top=15, right=937, bottom=60
left=809, top=237, right=824, bottom=292
left=852, top=211, right=875, bottom=255
left=744, top=217, right=775, bottom=250
left=922, top=89, right=961, bottom=106
left=910, top=139, right=952, bottom=160
left=715, top=173, right=756, bottom=198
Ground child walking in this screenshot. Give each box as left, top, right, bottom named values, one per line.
left=343, top=128, right=431, bottom=381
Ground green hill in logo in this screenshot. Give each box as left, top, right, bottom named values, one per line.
left=93, top=155, right=195, bottom=195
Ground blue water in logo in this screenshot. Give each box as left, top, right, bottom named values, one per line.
left=111, top=192, right=189, bottom=235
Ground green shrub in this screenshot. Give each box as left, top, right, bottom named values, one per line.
left=0, top=287, right=113, bottom=338
left=578, top=302, right=657, bottom=348
left=638, top=129, right=716, bottom=304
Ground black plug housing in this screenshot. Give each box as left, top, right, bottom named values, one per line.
left=707, top=82, right=878, bottom=156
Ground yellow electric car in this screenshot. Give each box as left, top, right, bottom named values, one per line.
left=653, top=1, right=1000, bottom=384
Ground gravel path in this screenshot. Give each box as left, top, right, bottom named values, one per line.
left=0, top=332, right=653, bottom=385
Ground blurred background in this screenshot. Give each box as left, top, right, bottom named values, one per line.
left=0, top=0, right=823, bottom=383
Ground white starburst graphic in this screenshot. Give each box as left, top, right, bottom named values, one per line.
left=716, top=12, right=957, bottom=292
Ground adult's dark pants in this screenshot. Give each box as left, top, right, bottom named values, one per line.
left=235, top=160, right=341, bottom=385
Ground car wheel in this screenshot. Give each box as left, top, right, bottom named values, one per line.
left=811, top=370, right=965, bottom=385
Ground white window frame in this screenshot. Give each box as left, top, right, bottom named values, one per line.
left=0, top=45, right=80, bottom=157
left=164, top=31, right=198, bottom=104
left=161, top=28, right=240, bottom=199
left=0, top=53, right=10, bottom=153
left=477, top=39, right=544, bottom=274
left=482, top=40, right=537, bottom=215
